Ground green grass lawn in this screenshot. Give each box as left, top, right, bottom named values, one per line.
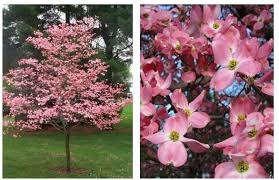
left=3, top=104, right=133, bottom=178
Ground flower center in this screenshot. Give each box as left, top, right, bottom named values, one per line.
left=175, top=41, right=182, bottom=50
left=184, top=108, right=192, bottom=117
left=236, top=160, right=249, bottom=173
left=248, top=128, right=258, bottom=138
left=228, top=59, right=238, bottom=70
left=237, top=113, right=246, bottom=122
left=212, top=22, right=220, bottom=30
left=143, top=13, right=149, bottom=18
left=169, top=131, right=180, bottom=141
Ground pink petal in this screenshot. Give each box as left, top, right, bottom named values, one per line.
left=140, top=121, right=159, bottom=137
left=214, top=162, right=241, bottom=178
left=214, top=136, right=238, bottom=149
left=189, top=112, right=210, bottom=128
left=171, top=89, right=188, bottom=110
left=203, top=5, right=221, bottom=23
left=245, top=160, right=268, bottom=178
left=257, top=134, right=273, bottom=157
left=163, top=115, right=188, bottom=136
left=181, top=71, right=196, bottom=83
left=261, top=82, right=273, bottom=96
left=256, top=38, right=273, bottom=60
left=200, top=24, right=215, bottom=38
left=140, top=103, right=155, bottom=116
left=144, top=131, right=168, bottom=144
left=230, top=96, right=255, bottom=116
left=210, top=68, right=235, bottom=91
left=253, top=21, right=264, bottom=31
left=212, top=36, right=231, bottom=66
left=141, top=86, right=152, bottom=104
left=237, top=59, right=261, bottom=77
left=189, top=90, right=205, bottom=111
left=190, top=5, right=202, bottom=24
left=181, top=137, right=210, bottom=153
left=160, top=73, right=172, bottom=90
left=263, top=107, right=273, bottom=124
left=158, top=141, right=187, bottom=167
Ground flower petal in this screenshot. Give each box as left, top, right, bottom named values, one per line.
left=144, top=131, right=168, bottom=144
left=140, top=103, right=156, bottom=116
left=163, top=115, right=188, bottom=136
left=189, top=112, right=210, bottom=128
left=215, top=162, right=241, bottom=178
left=158, top=141, right=187, bottom=167
left=181, top=137, right=210, bottom=153
left=189, top=90, right=205, bottom=112
left=237, top=59, right=261, bottom=77
left=245, top=160, right=268, bottom=178
left=181, top=71, right=196, bottom=83
left=257, top=134, right=273, bottom=157
left=214, top=136, right=238, bottom=149
left=210, top=68, right=235, bottom=91
left=171, top=89, right=188, bottom=110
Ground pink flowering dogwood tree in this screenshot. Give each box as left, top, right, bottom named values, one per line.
left=140, top=5, right=273, bottom=178
left=3, top=17, right=125, bottom=172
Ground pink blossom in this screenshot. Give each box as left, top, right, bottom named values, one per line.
left=229, top=96, right=255, bottom=135
left=171, top=89, right=210, bottom=128
left=215, top=155, right=268, bottom=178
left=144, top=115, right=209, bottom=167
left=210, top=33, right=261, bottom=91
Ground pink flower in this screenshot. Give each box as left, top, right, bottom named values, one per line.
left=215, top=112, right=273, bottom=157
left=171, top=89, right=210, bottom=128
left=215, top=155, right=268, bottom=178
left=144, top=115, right=209, bottom=167
left=229, top=96, right=255, bottom=135
left=200, top=5, right=222, bottom=38
left=210, top=33, right=261, bottom=91
left=243, top=9, right=272, bottom=32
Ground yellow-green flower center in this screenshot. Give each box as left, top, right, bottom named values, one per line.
left=248, top=128, right=258, bottom=138
left=169, top=131, right=180, bottom=141
left=236, top=161, right=249, bottom=173
left=212, top=22, right=220, bottom=30
left=175, top=41, right=182, bottom=50
left=237, top=113, right=246, bottom=122
left=184, top=108, right=192, bottom=117
left=191, top=46, right=196, bottom=53
left=228, top=59, right=238, bottom=70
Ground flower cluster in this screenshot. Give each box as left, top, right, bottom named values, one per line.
left=4, top=17, right=125, bottom=131
left=140, top=5, right=273, bottom=178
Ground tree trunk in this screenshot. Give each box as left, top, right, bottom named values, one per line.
left=64, top=127, right=71, bottom=172
left=65, top=5, right=71, bottom=24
